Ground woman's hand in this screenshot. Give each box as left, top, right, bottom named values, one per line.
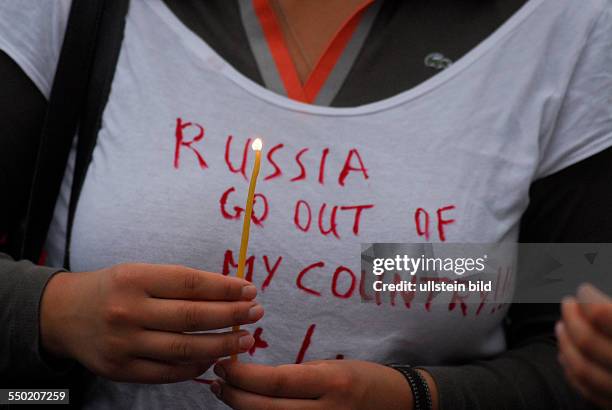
left=40, top=263, right=264, bottom=383
left=210, top=358, right=438, bottom=410
left=556, top=284, right=612, bottom=408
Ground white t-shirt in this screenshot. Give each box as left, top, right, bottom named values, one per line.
left=1, top=0, right=611, bottom=408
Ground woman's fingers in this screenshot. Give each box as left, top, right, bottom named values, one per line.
left=112, top=358, right=213, bottom=384
left=557, top=290, right=612, bottom=408
left=214, top=360, right=327, bottom=399
left=212, top=380, right=319, bottom=410
left=577, top=284, right=612, bottom=338
left=135, top=330, right=254, bottom=363
left=557, top=323, right=612, bottom=400
left=140, top=298, right=264, bottom=332
left=128, top=264, right=257, bottom=301
left=557, top=312, right=612, bottom=401
left=561, top=298, right=612, bottom=371
left=559, top=349, right=612, bottom=410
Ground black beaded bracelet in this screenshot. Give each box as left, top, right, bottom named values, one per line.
left=388, top=364, right=433, bottom=410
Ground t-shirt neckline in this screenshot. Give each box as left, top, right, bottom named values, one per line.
left=148, top=0, right=545, bottom=117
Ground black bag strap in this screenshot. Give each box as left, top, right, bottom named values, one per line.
left=19, top=0, right=130, bottom=267
left=20, top=0, right=106, bottom=262
left=64, top=0, right=131, bottom=269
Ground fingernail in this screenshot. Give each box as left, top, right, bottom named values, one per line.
left=214, top=365, right=226, bottom=379
left=578, top=283, right=610, bottom=303
left=555, top=321, right=564, bottom=337
left=239, top=334, right=254, bottom=351
left=248, top=304, right=264, bottom=321
left=241, top=285, right=257, bottom=300
left=210, top=381, right=222, bottom=397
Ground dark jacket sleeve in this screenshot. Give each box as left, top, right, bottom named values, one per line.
left=0, top=253, right=70, bottom=378
left=423, top=307, right=582, bottom=409
left=422, top=147, right=612, bottom=410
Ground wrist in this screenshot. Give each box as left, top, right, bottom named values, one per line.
left=384, top=364, right=415, bottom=409
left=40, top=271, right=79, bottom=359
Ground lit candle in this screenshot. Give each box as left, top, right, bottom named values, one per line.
left=232, top=137, right=263, bottom=361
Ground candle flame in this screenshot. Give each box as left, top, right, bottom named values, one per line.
left=252, top=137, right=263, bottom=151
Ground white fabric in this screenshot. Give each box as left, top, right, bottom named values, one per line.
left=0, top=0, right=71, bottom=99
left=2, top=0, right=612, bottom=408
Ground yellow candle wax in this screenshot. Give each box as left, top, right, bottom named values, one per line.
left=231, top=137, right=263, bottom=361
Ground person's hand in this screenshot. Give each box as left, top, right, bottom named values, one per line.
left=40, top=263, right=264, bottom=383
left=556, top=284, right=612, bottom=408
left=209, top=359, right=439, bottom=410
